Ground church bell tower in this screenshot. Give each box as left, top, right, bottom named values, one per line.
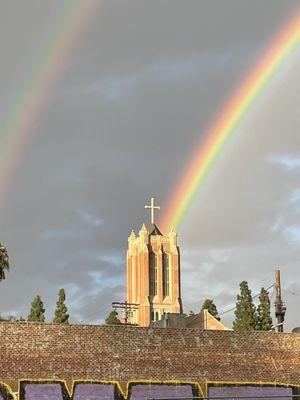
left=126, top=198, right=183, bottom=327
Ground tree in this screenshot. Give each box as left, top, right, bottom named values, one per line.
left=27, top=295, right=45, bottom=322
left=257, top=287, right=272, bottom=331
left=105, top=310, right=121, bottom=325
left=0, top=243, right=9, bottom=281
left=233, top=281, right=258, bottom=331
left=201, top=299, right=220, bottom=321
left=53, top=288, right=69, bottom=323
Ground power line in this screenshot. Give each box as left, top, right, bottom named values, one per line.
left=252, top=284, right=274, bottom=299
left=78, top=303, right=112, bottom=324
left=112, top=301, right=139, bottom=325
left=252, top=274, right=274, bottom=285
left=207, top=284, right=274, bottom=322
left=282, top=288, right=300, bottom=297
left=78, top=283, right=276, bottom=326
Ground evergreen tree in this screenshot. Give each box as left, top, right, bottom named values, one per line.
left=256, top=287, right=272, bottom=331
left=201, top=299, right=220, bottom=321
left=53, top=288, right=69, bottom=323
left=105, top=310, right=121, bottom=325
left=0, top=243, right=9, bottom=281
left=233, top=281, right=258, bottom=331
left=27, top=295, right=45, bottom=322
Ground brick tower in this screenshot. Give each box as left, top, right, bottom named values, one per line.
left=126, top=198, right=183, bottom=327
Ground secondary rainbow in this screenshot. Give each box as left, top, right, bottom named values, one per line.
left=0, top=0, right=101, bottom=214
left=161, top=9, right=300, bottom=232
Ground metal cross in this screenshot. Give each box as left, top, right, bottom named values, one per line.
left=145, top=197, right=160, bottom=224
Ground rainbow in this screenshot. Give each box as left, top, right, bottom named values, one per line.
left=161, top=9, right=300, bottom=232
left=0, top=0, right=101, bottom=214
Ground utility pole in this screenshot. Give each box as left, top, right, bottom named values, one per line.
left=112, top=301, right=139, bottom=325
left=274, top=269, right=286, bottom=332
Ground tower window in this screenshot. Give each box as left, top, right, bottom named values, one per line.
left=149, top=252, right=157, bottom=296
left=150, top=309, right=159, bottom=322
left=163, top=252, right=170, bottom=298
left=150, top=309, right=155, bottom=322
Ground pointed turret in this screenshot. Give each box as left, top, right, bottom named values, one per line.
left=140, top=223, right=147, bottom=233
left=169, top=226, right=178, bottom=247
left=129, top=230, right=136, bottom=240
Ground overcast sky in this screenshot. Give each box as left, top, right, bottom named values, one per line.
left=0, top=0, right=300, bottom=330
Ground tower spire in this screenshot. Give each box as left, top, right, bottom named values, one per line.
left=127, top=198, right=182, bottom=326
left=145, top=197, right=160, bottom=224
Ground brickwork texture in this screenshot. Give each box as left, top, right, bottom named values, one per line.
left=0, top=322, right=300, bottom=394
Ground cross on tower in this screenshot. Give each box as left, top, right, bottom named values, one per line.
left=145, top=197, right=160, bottom=224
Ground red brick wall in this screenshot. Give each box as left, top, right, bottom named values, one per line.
left=1, top=322, right=300, bottom=392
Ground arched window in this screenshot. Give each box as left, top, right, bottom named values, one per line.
left=149, top=252, right=157, bottom=296
left=163, top=252, right=170, bottom=298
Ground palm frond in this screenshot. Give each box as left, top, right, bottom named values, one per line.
left=0, top=243, right=9, bottom=281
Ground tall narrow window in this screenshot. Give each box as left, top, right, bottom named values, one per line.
left=149, top=252, right=157, bottom=296
left=163, top=252, right=170, bottom=298
left=150, top=308, right=155, bottom=322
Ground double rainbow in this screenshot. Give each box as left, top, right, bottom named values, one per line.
left=0, top=0, right=101, bottom=213
left=161, top=9, right=300, bottom=232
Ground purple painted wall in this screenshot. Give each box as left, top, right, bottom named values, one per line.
left=130, top=384, right=193, bottom=400
left=21, top=382, right=194, bottom=400
left=19, top=382, right=296, bottom=400
left=208, top=386, right=293, bottom=399
left=23, top=383, right=116, bottom=400
left=24, top=384, right=63, bottom=400
left=73, top=384, right=115, bottom=400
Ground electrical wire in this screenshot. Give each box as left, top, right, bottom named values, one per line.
left=269, top=286, right=275, bottom=301
left=204, top=283, right=275, bottom=323
left=252, top=274, right=274, bottom=285
left=78, top=283, right=275, bottom=326
left=78, top=303, right=112, bottom=324
left=282, top=288, right=300, bottom=297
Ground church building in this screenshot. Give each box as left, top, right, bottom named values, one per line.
left=126, top=198, right=183, bottom=327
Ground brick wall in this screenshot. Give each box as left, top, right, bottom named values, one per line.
left=1, top=322, right=300, bottom=393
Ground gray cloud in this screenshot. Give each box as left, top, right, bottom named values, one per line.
left=0, top=0, right=300, bottom=331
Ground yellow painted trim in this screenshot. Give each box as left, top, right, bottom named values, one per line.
left=9, top=378, right=300, bottom=400
left=0, top=381, right=15, bottom=400
left=15, top=379, right=204, bottom=400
